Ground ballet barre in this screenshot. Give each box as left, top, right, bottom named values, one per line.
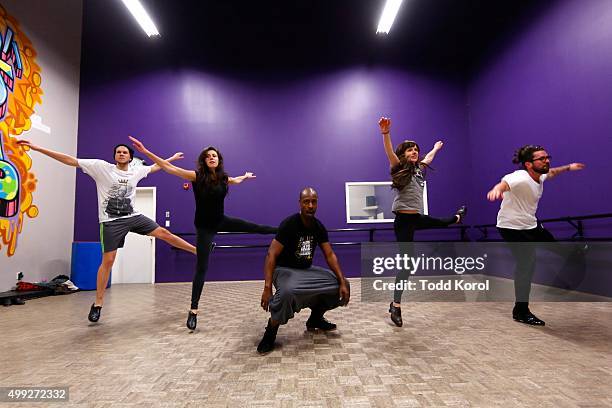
left=474, top=212, right=612, bottom=242
left=173, top=224, right=470, bottom=250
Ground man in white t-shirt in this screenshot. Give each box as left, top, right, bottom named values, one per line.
left=18, top=140, right=196, bottom=323
left=487, top=145, right=585, bottom=326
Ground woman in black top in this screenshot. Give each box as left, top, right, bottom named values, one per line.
left=129, top=137, right=276, bottom=330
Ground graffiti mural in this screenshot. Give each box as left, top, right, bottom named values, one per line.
left=0, top=5, right=43, bottom=257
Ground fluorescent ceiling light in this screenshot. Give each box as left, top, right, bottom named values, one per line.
left=120, top=0, right=160, bottom=37
left=377, top=0, right=403, bottom=34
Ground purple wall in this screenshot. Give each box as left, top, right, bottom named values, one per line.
left=75, top=0, right=612, bottom=292
left=75, top=68, right=470, bottom=282
left=468, top=0, right=612, bottom=238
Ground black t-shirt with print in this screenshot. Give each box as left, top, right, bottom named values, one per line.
left=275, top=213, right=329, bottom=269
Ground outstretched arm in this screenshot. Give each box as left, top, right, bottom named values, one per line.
left=129, top=136, right=196, bottom=181
left=320, top=242, right=350, bottom=305
left=421, top=141, right=444, bottom=166
left=17, top=140, right=79, bottom=167
left=260, top=239, right=283, bottom=311
left=229, top=172, right=256, bottom=185
left=546, top=163, right=585, bottom=180
left=148, top=152, right=185, bottom=174
left=378, top=117, right=400, bottom=168
left=487, top=180, right=510, bottom=201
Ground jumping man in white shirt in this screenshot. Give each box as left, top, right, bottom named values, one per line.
left=17, top=140, right=197, bottom=323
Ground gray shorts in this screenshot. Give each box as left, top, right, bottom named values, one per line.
left=99, top=214, right=159, bottom=253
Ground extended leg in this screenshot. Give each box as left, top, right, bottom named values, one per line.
left=148, top=226, right=196, bottom=254
left=218, top=215, right=277, bottom=234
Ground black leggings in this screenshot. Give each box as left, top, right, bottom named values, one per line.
left=497, top=225, right=556, bottom=307
left=191, top=216, right=277, bottom=310
left=393, top=212, right=458, bottom=303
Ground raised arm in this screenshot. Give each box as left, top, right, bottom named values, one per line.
left=17, top=140, right=78, bottom=167
left=129, top=136, right=196, bottom=181
left=421, top=141, right=444, bottom=166
left=229, top=172, right=256, bottom=185
left=378, top=117, right=400, bottom=168
left=487, top=180, right=510, bottom=201
left=320, top=242, right=350, bottom=305
left=148, top=152, right=185, bottom=174
left=546, top=162, right=585, bottom=180
left=260, top=239, right=283, bottom=311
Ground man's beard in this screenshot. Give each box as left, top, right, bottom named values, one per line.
left=533, top=165, right=550, bottom=174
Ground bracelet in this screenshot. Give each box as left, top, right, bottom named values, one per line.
left=381, top=131, right=390, bottom=135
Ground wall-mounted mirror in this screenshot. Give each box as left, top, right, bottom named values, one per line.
left=345, top=181, right=428, bottom=223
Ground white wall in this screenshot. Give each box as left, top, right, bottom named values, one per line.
left=0, top=0, right=82, bottom=291
left=348, top=185, right=376, bottom=218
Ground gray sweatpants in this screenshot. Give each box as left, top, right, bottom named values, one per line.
left=269, top=266, right=348, bottom=325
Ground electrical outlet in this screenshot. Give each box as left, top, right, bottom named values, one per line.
left=165, top=220, right=170, bottom=227
left=165, top=211, right=170, bottom=217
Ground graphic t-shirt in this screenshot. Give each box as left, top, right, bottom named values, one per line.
left=275, top=213, right=329, bottom=269
left=497, top=169, right=548, bottom=230
left=78, top=159, right=152, bottom=223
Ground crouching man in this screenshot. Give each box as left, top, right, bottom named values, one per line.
left=257, top=187, right=350, bottom=354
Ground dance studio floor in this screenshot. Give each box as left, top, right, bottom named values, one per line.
left=1, top=279, right=611, bottom=407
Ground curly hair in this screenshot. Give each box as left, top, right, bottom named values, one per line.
left=512, top=145, right=545, bottom=169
